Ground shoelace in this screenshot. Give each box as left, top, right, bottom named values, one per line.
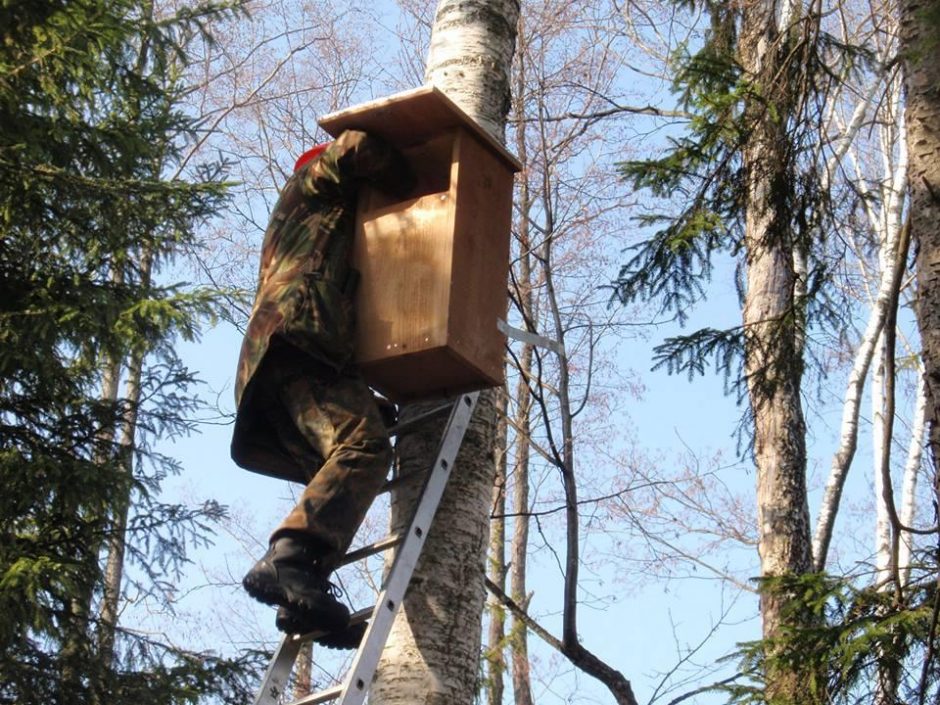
left=323, top=579, right=345, bottom=599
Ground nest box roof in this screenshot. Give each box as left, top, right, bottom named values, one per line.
left=318, top=85, right=522, bottom=173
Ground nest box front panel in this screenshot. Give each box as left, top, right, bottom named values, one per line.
left=352, top=190, right=456, bottom=368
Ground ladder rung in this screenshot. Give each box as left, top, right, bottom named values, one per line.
left=347, top=605, right=374, bottom=624
left=387, top=401, right=453, bottom=437
left=288, top=608, right=376, bottom=704
left=339, top=534, right=402, bottom=567
left=291, top=684, right=343, bottom=705
left=379, top=469, right=425, bottom=495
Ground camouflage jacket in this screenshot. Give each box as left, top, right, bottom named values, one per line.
left=233, top=129, right=412, bottom=409
left=231, top=130, right=415, bottom=482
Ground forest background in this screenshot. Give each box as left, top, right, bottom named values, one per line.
left=1, top=0, right=937, bottom=704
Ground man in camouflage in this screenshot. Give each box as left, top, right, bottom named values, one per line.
left=231, top=130, right=414, bottom=647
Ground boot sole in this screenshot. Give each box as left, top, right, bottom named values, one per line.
left=243, top=571, right=350, bottom=633
left=242, top=571, right=289, bottom=608
left=276, top=608, right=368, bottom=650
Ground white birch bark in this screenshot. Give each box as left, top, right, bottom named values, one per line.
left=371, top=3, right=519, bottom=703
left=868, top=68, right=909, bottom=705
left=422, top=0, right=519, bottom=141
left=873, top=99, right=907, bottom=587
left=871, top=338, right=897, bottom=705
left=372, top=394, right=501, bottom=705
left=811, top=61, right=908, bottom=572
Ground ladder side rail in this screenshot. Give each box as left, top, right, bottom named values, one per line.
left=256, top=392, right=479, bottom=705
left=332, top=392, right=479, bottom=705
left=254, top=634, right=305, bottom=705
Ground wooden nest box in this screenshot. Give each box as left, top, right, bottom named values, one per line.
left=320, top=86, right=521, bottom=403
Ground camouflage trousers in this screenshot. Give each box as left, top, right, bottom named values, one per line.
left=249, top=344, right=392, bottom=572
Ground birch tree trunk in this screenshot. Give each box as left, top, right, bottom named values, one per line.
left=812, top=103, right=908, bottom=569
left=371, top=2, right=519, bottom=702
left=901, top=0, right=940, bottom=477
left=872, top=340, right=897, bottom=705
left=738, top=1, right=814, bottom=701
left=485, top=392, right=508, bottom=705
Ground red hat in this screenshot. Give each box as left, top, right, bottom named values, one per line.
left=294, top=142, right=331, bottom=172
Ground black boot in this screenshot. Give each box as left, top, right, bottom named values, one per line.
left=242, top=537, right=350, bottom=634
left=275, top=605, right=368, bottom=650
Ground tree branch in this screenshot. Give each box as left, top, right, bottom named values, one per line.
left=484, top=577, right=640, bottom=705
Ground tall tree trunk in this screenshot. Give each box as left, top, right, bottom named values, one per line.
left=60, top=266, right=126, bottom=698
left=95, top=18, right=158, bottom=683
left=509, top=29, right=535, bottom=700
left=812, top=117, right=908, bottom=570
left=485, top=391, right=508, bottom=705
left=873, top=340, right=893, bottom=582
left=899, top=377, right=927, bottom=585
left=96, top=249, right=153, bottom=673
left=95, top=346, right=145, bottom=668
left=738, top=1, right=814, bottom=702
left=872, top=338, right=898, bottom=705
left=901, top=0, right=940, bottom=477
left=372, top=5, right=519, bottom=702
left=509, top=343, right=534, bottom=705
left=372, top=393, right=500, bottom=704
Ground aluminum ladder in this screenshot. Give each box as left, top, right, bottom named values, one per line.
left=253, top=391, right=480, bottom=705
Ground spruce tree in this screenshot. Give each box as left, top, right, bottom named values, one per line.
left=0, top=1, right=259, bottom=702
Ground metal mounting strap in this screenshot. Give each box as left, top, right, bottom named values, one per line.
left=497, top=318, right=564, bottom=355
